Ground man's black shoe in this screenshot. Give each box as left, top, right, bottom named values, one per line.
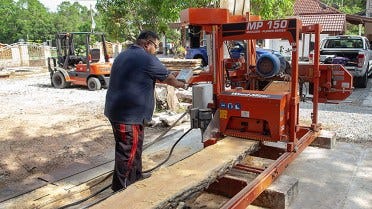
left=140, top=172, right=152, bottom=180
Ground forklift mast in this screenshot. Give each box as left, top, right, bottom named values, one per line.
left=55, top=32, right=109, bottom=70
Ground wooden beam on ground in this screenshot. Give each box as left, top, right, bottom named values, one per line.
left=0, top=162, right=113, bottom=209
left=92, top=137, right=260, bottom=209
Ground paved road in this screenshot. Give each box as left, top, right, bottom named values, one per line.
left=157, top=79, right=372, bottom=209
left=300, top=79, right=372, bottom=142
left=285, top=142, right=372, bottom=209
left=344, top=78, right=372, bottom=107
left=286, top=79, right=372, bottom=209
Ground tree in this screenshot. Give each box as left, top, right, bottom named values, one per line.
left=250, top=0, right=294, bottom=20
left=322, top=0, right=366, bottom=35
left=0, top=0, right=295, bottom=44
left=15, top=0, right=54, bottom=42
left=0, top=0, right=102, bottom=44
left=96, top=0, right=293, bottom=43
left=0, top=0, right=19, bottom=43
left=322, top=0, right=366, bottom=13
left=54, top=2, right=93, bottom=32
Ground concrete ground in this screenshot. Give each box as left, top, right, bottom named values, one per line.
left=3, top=124, right=370, bottom=209
left=283, top=142, right=372, bottom=209
left=144, top=125, right=372, bottom=209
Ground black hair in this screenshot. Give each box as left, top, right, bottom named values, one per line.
left=137, top=30, right=159, bottom=41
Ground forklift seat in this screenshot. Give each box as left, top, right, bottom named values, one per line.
left=90, top=48, right=100, bottom=62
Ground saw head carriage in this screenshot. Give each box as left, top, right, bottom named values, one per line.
left=180, top=8, right=353, bottom=150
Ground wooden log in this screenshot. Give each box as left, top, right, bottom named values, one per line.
left=0, top=70, right=11, bottom=78
left=159, top=58, right=201, bottom=71
left=166, top=85, right=180, bottom=112
left=155, top=83, right=182, bottom=112
left=92, top=137, right=260, bottom=209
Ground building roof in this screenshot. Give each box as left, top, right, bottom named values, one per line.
left=298, top=13, right=346, bottom=33
left=294, top=0, right=345, bottom=34
left=294, top=0, right=340, bottom=15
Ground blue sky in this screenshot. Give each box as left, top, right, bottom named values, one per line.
left=39, top=0, right=96, bottom=12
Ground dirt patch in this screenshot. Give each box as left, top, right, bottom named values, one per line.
left=0, top=70, right=167, bottom=193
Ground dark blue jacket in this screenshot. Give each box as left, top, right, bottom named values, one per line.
left=104, top=45, right=169, bottom=124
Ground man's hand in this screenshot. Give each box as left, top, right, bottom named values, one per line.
left=164, top=73, right=189, bottom=89
left=182, top=82, right=189, bottom=90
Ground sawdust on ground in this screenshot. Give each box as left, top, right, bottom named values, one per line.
left=0, top=70, right=168, bottom=194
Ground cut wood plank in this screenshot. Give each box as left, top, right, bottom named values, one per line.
left=92, top=137, right=259, bottom=209
left=0, top=162, right=113, bottom=209
left=159, top=58, right=201, bottom=71
left=0, top=71, right=10, bottom=78
left=263, top=81, right=291, bottom=93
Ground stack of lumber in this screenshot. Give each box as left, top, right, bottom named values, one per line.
left=0, top=69, right=10, bottom=78
left=159, top=58, right=201, bottom=71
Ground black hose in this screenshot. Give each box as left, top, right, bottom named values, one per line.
left=81, top=191, right=113, bottom=209
left=57, top=172, right=113, bottom=209
left=58, top=185, right=111, bottom=209
left=142, top=128, right=193, bottom=173
left=58, top=117, right=192, bottom=208
left=58, top=127, right=193, bottom=208
left=143, top=111, right=188, bottom=151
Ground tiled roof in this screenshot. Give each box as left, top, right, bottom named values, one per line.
left=294, top=0, right=341, bottom=15
left=299, top=14, right=346, bottom=33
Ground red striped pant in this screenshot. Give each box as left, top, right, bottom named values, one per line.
left=110, top=122, right=144, bottom=191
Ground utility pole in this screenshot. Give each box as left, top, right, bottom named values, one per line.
left=71, top=0, right=97, bottom=8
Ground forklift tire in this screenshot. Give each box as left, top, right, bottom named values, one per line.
left=87, top=77, right=102, bottom=91
left=52, top=71, right=69, bottom=89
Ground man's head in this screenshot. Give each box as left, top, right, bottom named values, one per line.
left=136, top=30, right=159, bottom=55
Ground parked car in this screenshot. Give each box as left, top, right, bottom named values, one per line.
left=319, top=35, right=372, bottom=88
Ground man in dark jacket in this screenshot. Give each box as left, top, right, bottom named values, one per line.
left=104, top=31, right=187, bottom=191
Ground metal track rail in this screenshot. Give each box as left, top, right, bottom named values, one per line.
left=221, top=128, right=318, bottom=209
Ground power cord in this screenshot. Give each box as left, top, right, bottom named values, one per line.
left=143, top=111, right=188, bottom=151
left=58, top=126, right=193, bottom=208
left=142, top=128, right=193, bottom=173
left=57, top=172, right=113, bottom=209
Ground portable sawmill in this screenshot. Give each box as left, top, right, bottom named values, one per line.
left=178, top=7, right=353, bottom=208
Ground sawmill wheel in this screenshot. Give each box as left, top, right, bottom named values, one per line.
left=52, top=71, right=69, bottom=89
left=87, top=77, right=101, bottom=91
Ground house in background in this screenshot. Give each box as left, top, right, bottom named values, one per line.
left=294, top=0, right=346, bottom=35
left=266, top=0, right=372, bottom=59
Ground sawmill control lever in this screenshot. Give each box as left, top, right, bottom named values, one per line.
left=190, top=108, right=212, bottom=135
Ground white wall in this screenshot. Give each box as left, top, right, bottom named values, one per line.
left=220, top=0, right=250, bottom=15
left=263, top=33, right=329, bottom=60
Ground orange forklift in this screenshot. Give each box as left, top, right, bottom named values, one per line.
left=48, top=32, right=111, bottom=91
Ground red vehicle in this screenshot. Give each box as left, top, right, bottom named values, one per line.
left=48, top=32, right=111, bottom=91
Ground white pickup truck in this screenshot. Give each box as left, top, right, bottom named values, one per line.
left=319, top=35, right=372, bottom=88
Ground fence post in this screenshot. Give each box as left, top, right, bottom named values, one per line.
left=19, top=43, right=30, bottom=66
left=11, top=45, right=21, bottom=67
left=44, top=46, right=51, bottom=67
